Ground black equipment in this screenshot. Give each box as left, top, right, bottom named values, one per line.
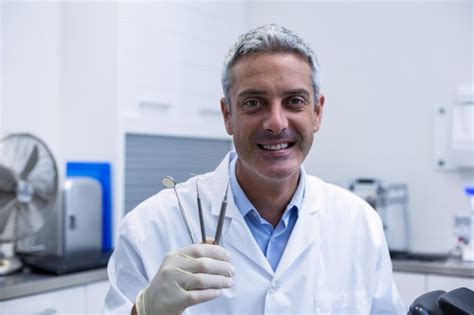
left=408, top=287, right=474, bottom=315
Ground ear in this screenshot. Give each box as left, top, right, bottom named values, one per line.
left=313, top=94, right=325, bottom=133
left=220, top=97, right=233, bottom=135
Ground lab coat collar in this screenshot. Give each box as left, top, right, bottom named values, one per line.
left=207, top=151, right=323, bottom=218
left=207, top=151, right=242, bottom=220
left=299, top=173, right=325, bottom=215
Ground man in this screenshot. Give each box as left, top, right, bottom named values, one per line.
left=105, top=24, right=406, bottom=314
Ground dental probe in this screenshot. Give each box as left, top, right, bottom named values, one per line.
left=161, top=176, right=196, bottom=244
left=214, top=183, right=229, bottom=245
left=196, top=179, right=207, bottom=243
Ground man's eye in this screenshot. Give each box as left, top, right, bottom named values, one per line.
left=287, top=97, right=305, bottom=107
left=243, top=99, right=262, bottom=109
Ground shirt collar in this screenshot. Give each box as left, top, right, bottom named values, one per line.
left=229, top=152, right=306, bottom=220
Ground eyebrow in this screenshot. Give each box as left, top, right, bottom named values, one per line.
left=237, top=88, right=311, bottom=98
left=283, top=89, right=311, bottom=98
left=237, top=89, right=268, bottom=98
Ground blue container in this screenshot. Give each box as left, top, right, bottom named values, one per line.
left=66, top=162, right=113, bottom=251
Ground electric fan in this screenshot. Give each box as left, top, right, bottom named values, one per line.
left=0, top=133, right=58, bottom=275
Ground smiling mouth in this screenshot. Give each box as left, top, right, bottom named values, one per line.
left=258, top=142, right=295, bottom=151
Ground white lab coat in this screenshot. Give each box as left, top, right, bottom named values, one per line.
left=105, top=152, right=406, bottom=315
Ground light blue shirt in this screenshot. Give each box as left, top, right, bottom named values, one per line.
left=229, top=155, right=305, bottom=271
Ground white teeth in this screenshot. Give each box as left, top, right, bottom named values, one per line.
left=262, top=143, right=289, bottom=151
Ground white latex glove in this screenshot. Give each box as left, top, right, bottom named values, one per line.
left=139, top=243, right=235, bottom=315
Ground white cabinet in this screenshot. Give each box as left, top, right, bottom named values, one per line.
left=394, top=271, right=474, bottom=309
left=393, top=271, right=426, bottom=309
left=427, top=274, right=474, bottom=292
left=116, top=2, right=244, bottom=140
left=1, top=286, right=85, bottom=315
left=0, top=280, right=109, bottom=315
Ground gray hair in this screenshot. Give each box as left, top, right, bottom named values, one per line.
left=221, top=24, right=320, bottom=108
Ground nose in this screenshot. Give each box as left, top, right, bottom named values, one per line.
left=262, top=103, right=288, bottom=134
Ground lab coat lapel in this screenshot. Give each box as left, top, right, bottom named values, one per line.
left=223, top=198, right=274, bottom=276
left=207, top=152, right=273, bottom=276
left=274, top=211, right=318, bottom=279
left=274, top=177, right=325, bottom=279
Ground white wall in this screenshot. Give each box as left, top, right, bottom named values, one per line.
left=1, top=2, right=62, bottom=155
left=0, top=1, right=3, bottom=136
left=59, top=2, right=118, bottom=165
left=246, top=0, right=473, bottom=253
left=1, top=1, right=118, bottom=183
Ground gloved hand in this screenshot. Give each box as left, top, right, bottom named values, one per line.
left=138, top=243, right=235, bottom=315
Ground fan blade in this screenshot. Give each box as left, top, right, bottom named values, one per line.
left=0, top=209, right=17, bottom=242
left=0, top=192, right=15, bottom=208
left=32, top=184, right=56, bottom=204
left=31, top=194, right=48, bottom=210
left=0, top=164, right=18, bottom=192
left=0, top=198, right=17, bottom=234
left=17, top=202, right=44, bottom=236
left=20, top=145, right=39, bottom=180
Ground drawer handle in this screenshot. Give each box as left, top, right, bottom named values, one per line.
left=69, top=215, right=76, bottom=230
left=199, top=108, right=221, bottom=116
left=36, top=308, right=57, bottom=315
left=139, top=101, right=171, bottom=111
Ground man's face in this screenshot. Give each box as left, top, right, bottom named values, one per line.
left=221, top=52, right=324, bottom=183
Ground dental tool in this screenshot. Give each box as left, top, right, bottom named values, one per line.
left=196, top=179, right=207, bottom=243
left=213, top=183, right=229, bottom=246
left=163, top=175, right=230, bottom=246
left=161, top=176, right=196, bottom=244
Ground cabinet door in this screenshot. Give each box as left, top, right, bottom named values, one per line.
left=1, top=286, right=85, bottom=315
left=393, top=271, right=426, bottom=309
left=85, top=280, right=110, bottom=314
left=117, top=2, right=238, bottom=139
left=427, top=274, right=474, bottom=292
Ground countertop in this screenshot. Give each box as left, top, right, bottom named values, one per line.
left=392, top=258, right=474, bottom=278
left=0, top=267, right=108, bottom=301
left=0, top=259, right=472, bottom=302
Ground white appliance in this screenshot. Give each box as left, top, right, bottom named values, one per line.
left=63, top=177, right=103, bottom=255
left=348, top=178, right=410, bottom=252
left=434, top=85, right=474, bottom=171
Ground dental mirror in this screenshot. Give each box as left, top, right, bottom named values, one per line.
left=161, top=176, right=176, bottom=189
left=161, top=175, right=196, bottom=244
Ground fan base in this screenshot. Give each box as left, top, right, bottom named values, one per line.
left=0, top=256, right=23, bottom=275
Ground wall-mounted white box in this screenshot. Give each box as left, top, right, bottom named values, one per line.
left=434, top=86, right=474, bottom=171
